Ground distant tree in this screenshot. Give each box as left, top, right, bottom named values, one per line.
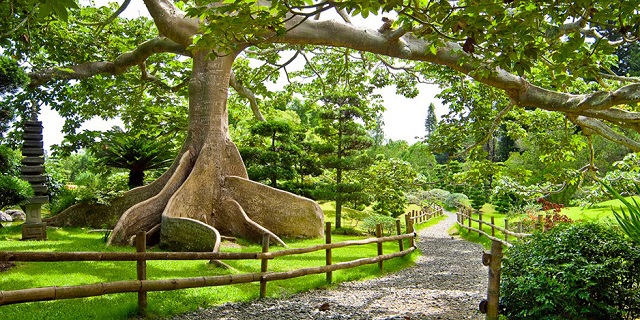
left=424, top=102, right=438, bottom=137
left=364, top=156, right=418, bottom=217
left=613, top=41, right=640, bottom=77
left=92, top=130, right=175, bottom=189
left=315, top=93, right=374, bottom=228
left=0, top=55, right=29, bottom=139
left=240, top=119, right=300, bottom=188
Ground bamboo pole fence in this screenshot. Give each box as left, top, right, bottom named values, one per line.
left=0, top=222, right=417, bottom=313
left=405, top=205, right=444, bottom=226
left=455, top=208, right=554, bottom=319
left=455, top=208, right=534, bottom=247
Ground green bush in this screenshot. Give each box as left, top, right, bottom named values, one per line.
left=444, top=192, right=468, bottom=209
left=0, top=175, right=33, bottom=209
left=331, top=227, right=363, bottom=236
left=0, top=146, right=33, bottom=209
left=422, top=188, right=450, bottom=206
left=502, top=223, right=640, bottom=320
left=362, top=214, right=397, bottom=236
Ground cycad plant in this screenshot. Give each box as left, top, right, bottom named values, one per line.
left=600, top=181, right=640, bottom=244
left=93, top=130, right=175, bottom=189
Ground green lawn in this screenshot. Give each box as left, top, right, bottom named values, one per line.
left=454, top=197, right=639, bottom=249
left=0, top=216, right=420, bottom=319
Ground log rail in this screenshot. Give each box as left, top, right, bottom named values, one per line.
left=454, top=208, right=553, bottom=320
left=0, top=219, right=425, bottom=313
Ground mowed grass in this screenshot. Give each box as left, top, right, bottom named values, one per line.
left=453, top=197, right=640, bottom=249
left=0, top=213, right=421, bottom=319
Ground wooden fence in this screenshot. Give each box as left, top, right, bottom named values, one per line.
left=455, top=208, right=541, bottom=247
left=0, top=214, right=442, bottom=315
left=455, top=208, right=559, bottom=320
left=405, top=204, right=444, bottom=225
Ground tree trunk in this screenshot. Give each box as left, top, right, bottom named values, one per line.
left=335, top=167, right=342, bottom=229
left=104, top=52, right=324, bottom=249
left=128, top=169, right=144, bottom=189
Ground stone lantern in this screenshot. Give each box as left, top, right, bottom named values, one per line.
left=21, top=111, right=48, bottom=240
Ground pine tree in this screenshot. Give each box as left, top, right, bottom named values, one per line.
left=315, top=93, right=374, bottom=228
left=424, top=102, right=438, bottom=137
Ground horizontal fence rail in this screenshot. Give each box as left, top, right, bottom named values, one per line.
left=405, top=205, right=444, bottom=225
left=0, top=216, right=432, bottom=313
left=0, top=247, right=417, bottom=306
left=455, top=208, right=534, bottom=247
left=0, top=234, right=417, bottom=262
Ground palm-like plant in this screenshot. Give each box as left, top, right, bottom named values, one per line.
left=93, top=130, right=175, bottom=189
left=600, top=180, right=640, bottom=244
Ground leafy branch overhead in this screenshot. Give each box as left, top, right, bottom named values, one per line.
left=5, top=0, right=640, bottom=153
left=4, top=0, right=640, bottom=248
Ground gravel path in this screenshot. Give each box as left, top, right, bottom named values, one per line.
left=172, top=212, right=487, bottom=320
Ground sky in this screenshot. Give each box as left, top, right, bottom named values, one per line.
left=41, top=1, right=447, bottom=152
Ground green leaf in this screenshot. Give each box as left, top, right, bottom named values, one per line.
left=49, top=1, right=69, bottom=21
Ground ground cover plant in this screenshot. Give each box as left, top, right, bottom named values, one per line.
left=500, top=223, right=640, bottom=320
left=0, top=220, right=418, bottom=319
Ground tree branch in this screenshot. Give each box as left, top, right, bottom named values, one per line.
left=276, top=17, right=640, bottom=151
left=80, top=0, right=131, bottom=35
left=142, top=0, right=198, bottom=47
left=28, top=37, right=187, bottom=87
left=570, top=115, right=640, bottom=151
left=229, top=71, right=266, bottom=121
left=139, top=62, right=188, bottom=92
left=1, top=5, right=37, bottom=38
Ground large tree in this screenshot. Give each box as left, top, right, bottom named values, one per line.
left=5, top=0, right=640, bottom=247
left=315, top=93, right=375, bottom=228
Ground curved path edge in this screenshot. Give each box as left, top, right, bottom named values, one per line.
left=171, top=211, right=487, bottom=320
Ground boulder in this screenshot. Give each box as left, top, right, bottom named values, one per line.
left=6, top=209, right=26, bottom=221
left=160, top=216, right=219, bottom=252
left=0, top=211, right=12, bottom=222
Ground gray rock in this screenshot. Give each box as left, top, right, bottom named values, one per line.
left=6, top=209, right=26, bottom=221
left=0, top=211, right=13, bottom=222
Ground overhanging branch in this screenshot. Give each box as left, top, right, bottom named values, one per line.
left=570, top=115, right=640, bottom=151
left=28, top=37, right=187, bottom=87
left=229, top=71, right=266, bottom=121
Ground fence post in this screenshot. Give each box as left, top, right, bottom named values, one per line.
left=405, top=215, right=415, bottom=248
left=468, top=209, right=472, bottom=229
left=376, top=224, right=383, bottom=271
left=490, top=216, right=495, bottom=237
left=485, top=240, right=503, bottom=320
left=325, top=222, right=332, bottom=283
left=504, top=219, right=509, bottom=243
left=395, top=219, right=404, bottom=252
left=538, top=214, right=544, bottom=232
left=260, top=234, right=270, bottom=298
left=478, top=213, right=483, bottom=237
left=518, top=221, right=523, bottom=235
left=136, top=231, right=147, bottom=316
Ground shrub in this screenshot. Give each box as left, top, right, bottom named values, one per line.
left=444, top=192, right=468, bottom=209
left=507, top=202, right=542, bottom=218
left=0, top=175, right=33, bottom=209
left=0, top=146, right=33, bottom=209
left=362, top=214, right=396, bottom=236
left=343, top=209, right=370, bottom=228
left=331, top=227, right=363, bottom=236
left=422, top=188, right=450, bottom=206
left=502, top=223, right=640, bottom=320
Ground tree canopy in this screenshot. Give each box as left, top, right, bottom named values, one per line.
left=3, top=0, right=640, bottom=247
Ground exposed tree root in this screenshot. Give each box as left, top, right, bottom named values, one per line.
left=108, top=150, right=195, bottom=246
